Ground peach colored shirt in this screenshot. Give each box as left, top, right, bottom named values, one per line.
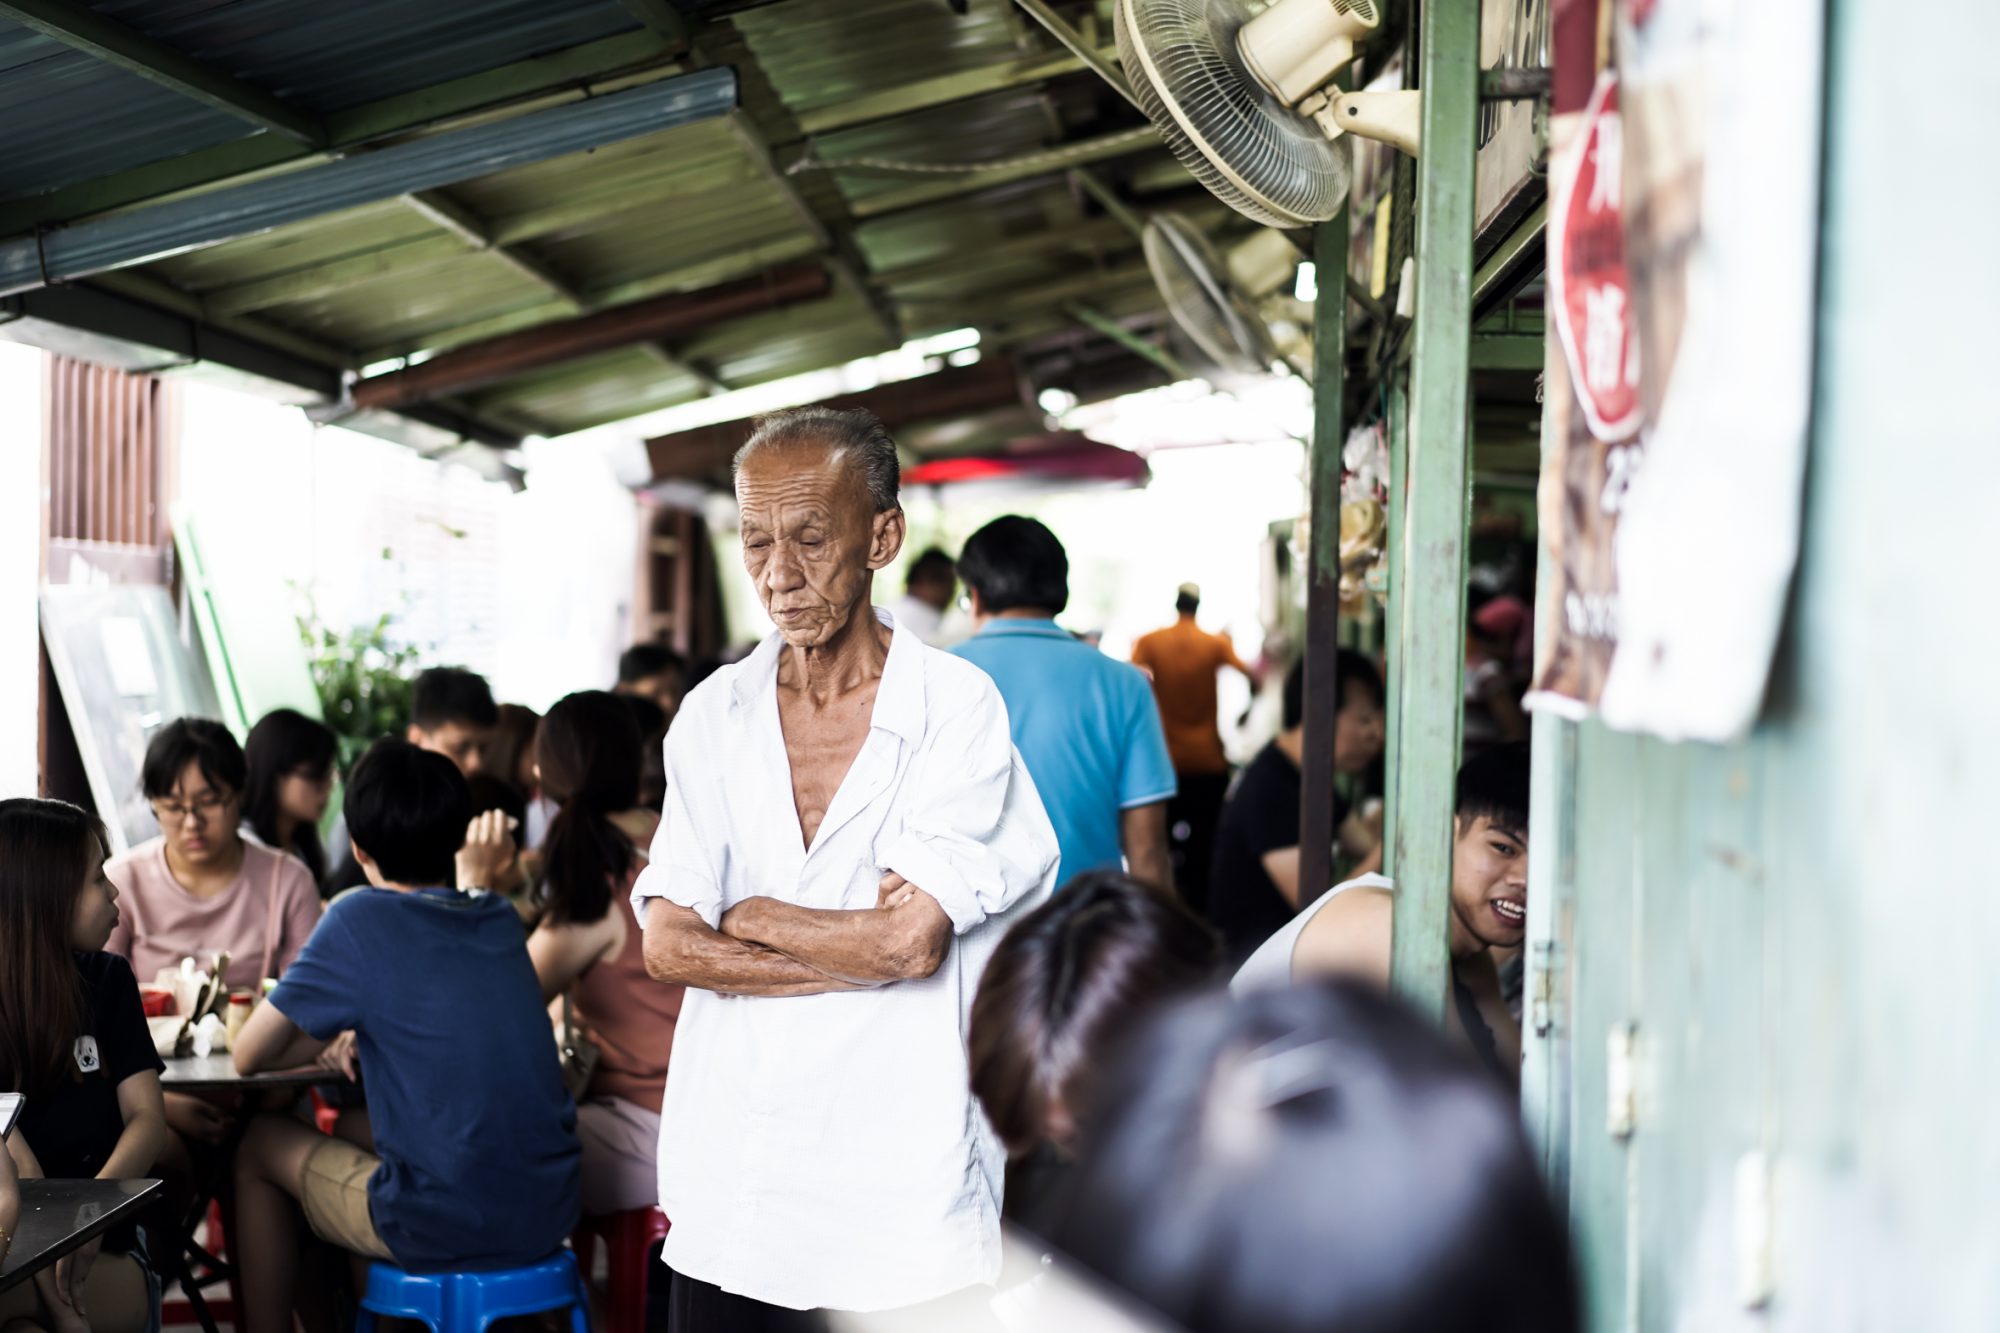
left=105, top=836, right=322, bottom=990
left=571, top=866, right=682, bottom=1111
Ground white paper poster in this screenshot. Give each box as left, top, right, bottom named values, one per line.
left=1595, top=0, right=1825, bottom=741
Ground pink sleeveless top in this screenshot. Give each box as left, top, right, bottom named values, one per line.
left=570, top=860, right=683, bottom=1110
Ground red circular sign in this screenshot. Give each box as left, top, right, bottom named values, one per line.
left=1548, top=72, right=1641, bottom=443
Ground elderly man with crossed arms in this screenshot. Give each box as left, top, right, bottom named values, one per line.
left=633, top=406, right=1059, bottom=1331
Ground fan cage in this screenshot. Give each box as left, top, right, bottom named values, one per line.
left=1116, top=0, right=1351, bottom=229
left=1144, top=214, right=1277, bottom=377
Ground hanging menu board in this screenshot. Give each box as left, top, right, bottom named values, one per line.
left=41, top=585, right=223, bottom=854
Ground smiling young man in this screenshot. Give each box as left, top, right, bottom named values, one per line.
left=1231, top=743, right=1531, bottom=1080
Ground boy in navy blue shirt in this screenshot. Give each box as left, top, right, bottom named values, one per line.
left=230, top=740, right=579, bottom=1332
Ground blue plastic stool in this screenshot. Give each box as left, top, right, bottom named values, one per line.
left=354, top=1252, right=590, bottom=1332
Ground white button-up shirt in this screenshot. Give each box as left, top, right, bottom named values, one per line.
left=631, top=608, right=1059, bottom=1312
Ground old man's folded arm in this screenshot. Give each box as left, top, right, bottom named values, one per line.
left=642, top=688, right=1024, bottom=993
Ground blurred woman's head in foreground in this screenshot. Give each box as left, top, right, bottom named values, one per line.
left=1050, top=981, right=1578, bottom=1333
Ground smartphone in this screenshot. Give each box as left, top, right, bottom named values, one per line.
left=0, top=1091, right=21, bottom=1139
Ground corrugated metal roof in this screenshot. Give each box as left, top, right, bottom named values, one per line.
left=1, top=0, right=1209, bottom=448
left=735, top=0, right=1067, bottom=217
left=0, top=27, right=254, bottom=197
left=0, top=0, right=647, bottom=202
left=260, top=255, right=555, bottom=354
left=145, top=198, right=430, bottom=289
left=89, top=0, right=642, bottom=112
left=735, top=0, right=1027, bottom=113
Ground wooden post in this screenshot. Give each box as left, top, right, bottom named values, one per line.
left=1387, top=0, right=1479, bottom=1020
left=1299, top=209, right=1350, bottom=912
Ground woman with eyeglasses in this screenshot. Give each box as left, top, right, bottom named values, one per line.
left=106, top=719, right=324, bottom=1176
left=0, top=798, right=168, bottom=1333
left=106, top=718, right=323, bottom=997
left=241, top=708, right=340, bottom=895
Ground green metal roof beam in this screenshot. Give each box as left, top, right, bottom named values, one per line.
left=531, top=387, right=709, bottom=438
left=324, top=32, right=682, bottom=142
left=795, top=46, right=1103, bottom=136
left=1067, top=301, right=1195, bottom=382
left=351, top=234, right=824, bottom=366
left=0, top=0, right=324, bottom=144
left=640, top=342, right=728, bottom=395
left=203, top=166, right=811, bottom=318
left=0, top=32, right=680, bottom=235
left=202, top=233, right=468, bottom=317
left=876, top=215, right=1135, bottom=288
left=1009, top=0, right=1140, bottom=111
left=1068, top=168, right=1148, bottom=240
left=89, top=270, right=354, bottom=369
left=396, top=193, right=588, bottom=312
left=481, top=164, right=768, bottom=246
left=900, top=261, right=1155, bottom=324
left=964, top=283, right=1163, bottom=346
left=467, top=348, right=661, bottom=405
left=849, top=127, right=1161, bottom=220
left=1472, top=199, right=1547, bottom=317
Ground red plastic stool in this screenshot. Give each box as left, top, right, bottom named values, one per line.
left=309, top=1087, right=340, bottom=1136
left=570, top=1208, right=669, bottom=1333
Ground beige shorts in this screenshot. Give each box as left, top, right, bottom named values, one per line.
left=299, top=1134, right=395, bottom=1261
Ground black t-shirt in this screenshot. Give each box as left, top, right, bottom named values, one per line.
left=18, top=952, right=164, bottom=1180
left=1207, top=743, right=1347, bottom=963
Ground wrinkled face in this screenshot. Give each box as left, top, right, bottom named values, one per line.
left=152, top=759, right=242, bottom=869
left=411, top=721, right=487, bottom=778
left=1449, top=814, right=1529, bottom=950
left=737, top=444, right=904, bottom=648
left=72, top=845, right=120, bottom=952
left=278, top=763, right=334, bottom=827
left=1332, top=687, right=1386, bottom=775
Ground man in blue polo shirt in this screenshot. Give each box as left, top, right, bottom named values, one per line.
left=952, top=516, right=1177, bottom=892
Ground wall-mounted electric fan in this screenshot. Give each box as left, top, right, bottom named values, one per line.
left=1143, top=212, right=1278, bottom=378
left=1116, top=0, right=1421, bottom=228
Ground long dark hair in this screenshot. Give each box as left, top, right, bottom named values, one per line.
left=535, top=691, right=640, bottom=927
left=970, top=871, right=1219, bottom=1156
left=485, top=704, right=541, bottom=792
left=0, top=799, right=107, bottom=1098
left=243, top=708, right=338, bottom=884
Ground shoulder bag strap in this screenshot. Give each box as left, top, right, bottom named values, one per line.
left=260, top=852, right=281, bottom=985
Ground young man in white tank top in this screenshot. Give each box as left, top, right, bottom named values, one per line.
left=1232, top=745, right=1530, bottom=1078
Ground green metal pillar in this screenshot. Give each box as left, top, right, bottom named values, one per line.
left=1380, top=379, right=1408, bottom=882
left=1386, top=0, right=1479, bottom=1019
left=1299, top=209, right=1351, bottom=910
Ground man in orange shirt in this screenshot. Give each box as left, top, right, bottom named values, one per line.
left=1130, top=584, right=1258, bottom=914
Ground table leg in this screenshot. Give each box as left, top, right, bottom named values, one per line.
left=163, top=1109, right=257, bottom=1333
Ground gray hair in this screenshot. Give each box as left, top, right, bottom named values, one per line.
left=733, top=406, right=902, bottom=513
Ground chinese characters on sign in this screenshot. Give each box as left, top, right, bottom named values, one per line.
left=1530, top=0, right=1823, bottom=739
left=1551, top=74, right=1640, bottom=444
left=1527, top=70, right=1641, bottom=718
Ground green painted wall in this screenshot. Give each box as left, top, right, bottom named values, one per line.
left=1525, top=0, right=2000, bottom=1326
